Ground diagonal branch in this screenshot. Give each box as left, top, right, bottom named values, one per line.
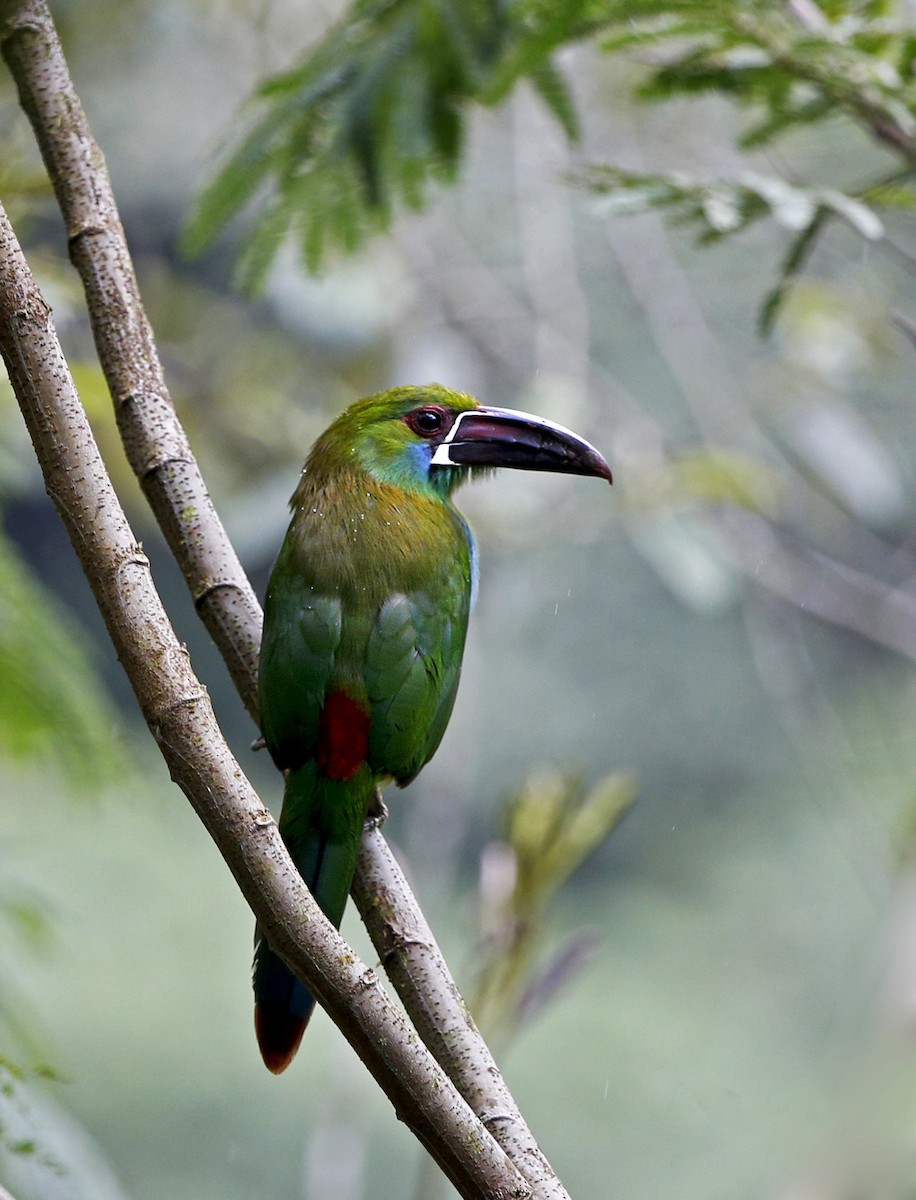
left=0, top=0, right=262, bottom=718
left=354, top=822, right=570, bottom=1200
left=0, top=1, right=565, bottom=1194
left=0, top=200, right=533, bottom=1200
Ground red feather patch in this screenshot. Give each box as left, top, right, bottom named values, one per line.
left=316, top=690, right=370, bottom=780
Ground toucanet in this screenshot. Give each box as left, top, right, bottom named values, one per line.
left=255, top=384, right=612, bottom=1072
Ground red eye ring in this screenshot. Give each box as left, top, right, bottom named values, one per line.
left=405, top=406, right=449, bottom=438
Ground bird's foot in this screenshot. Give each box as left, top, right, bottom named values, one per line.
left=365, top=790, right=388, bottom=830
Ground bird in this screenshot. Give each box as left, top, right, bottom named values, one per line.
left=254, top=383, right=612, bottom=1072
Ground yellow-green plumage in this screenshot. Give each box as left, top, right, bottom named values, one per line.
left=255, top=387, right=476, bottom=1072
left=254, top=384, right=611, bottom=1072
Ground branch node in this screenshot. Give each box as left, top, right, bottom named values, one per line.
left=137, top=451, right=196, bottom=483
left=482, top=1111, right=520, bottom=1130
left=150, top=689, right=209, bottom=731
left=378, top=935, right=439, bottom=970
left=194, top=578, right=248, bottom=608
left=67, top=221, right=108, bottom=247
left=354, top=967, right=382, bottom=997
left=116, top=549, right=150, bottom=572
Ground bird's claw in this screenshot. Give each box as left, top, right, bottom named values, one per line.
left=365, top=791, right=388, bottom=830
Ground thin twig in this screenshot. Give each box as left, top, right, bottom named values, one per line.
left=0, top=201, right=533, bottom=1200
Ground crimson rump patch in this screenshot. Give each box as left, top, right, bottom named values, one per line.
left=316, top=690, right=370, bottom=780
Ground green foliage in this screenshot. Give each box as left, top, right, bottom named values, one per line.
left=190, top=0, right=916, bottom=324
left=581, top=164, right=885, bottom=244
left=0, top=863, right=53, bottom=1060
left=580, top=164, right=887, bottom=330
left=584, top=164, right=764, bottom=235
left=628, top=444, right=786, bottom=515
left=593, top=0, right=915, bottom=149
left=472, top=768, right=634, bottom=1042
left=0, top=99, right=52, bottom=224
left=0, top=528, right=121, bottom=787
left=185, top=0, right=584, bottom=283
left=578, top=0, right=916, bottom=325
left=0, top=1062, right=131, bottom=1200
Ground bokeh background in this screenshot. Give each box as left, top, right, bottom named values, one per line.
left=3, top=4, right=916, bottom=1199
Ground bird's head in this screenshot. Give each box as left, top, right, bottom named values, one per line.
left=310, top=384, right=612, bottom=497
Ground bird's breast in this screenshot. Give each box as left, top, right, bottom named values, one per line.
left=287, top=472, right=471, bottom=604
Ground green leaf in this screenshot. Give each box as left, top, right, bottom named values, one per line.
left=669, top=448, right=785, bottom=513
left=529, top=59, right=580, bottom=141
left=0, top=528, right=122, bottom=788
left=864, top=179, right=916, bottom=209
left=0, top=1064, right=132, bottom=1200
left=472, top=767, right=634, bottom=1040
left=759, top=208, right=828, bottom=335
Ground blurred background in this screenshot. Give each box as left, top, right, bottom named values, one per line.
left=3, top=2, right=916, bottom=1198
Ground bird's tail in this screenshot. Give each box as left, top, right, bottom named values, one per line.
left=253, top=761, right=374, bottom=1073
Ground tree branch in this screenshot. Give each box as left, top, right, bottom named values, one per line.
left=353, top=822, right=570, bottom=1200
left=0, top=2, right=566, bottom=1194
left=0, top=0, right=262, bottom=718
left=0, top=200, right=535, bottom=1200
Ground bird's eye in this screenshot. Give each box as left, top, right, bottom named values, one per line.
left=406, top=407, right=448, bottom=437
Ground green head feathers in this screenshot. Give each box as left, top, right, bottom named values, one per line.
left=300, top=383, right=612, bottom=500
left=306, top=384, right=481, bottom=499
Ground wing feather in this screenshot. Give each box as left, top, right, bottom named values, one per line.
left=259, top=578, right=342, bottom=768
left=366, top=582, right=468, bottom=782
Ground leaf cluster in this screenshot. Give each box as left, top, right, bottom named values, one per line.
left=580, top=162, right=891, bottom=329
left=186, top=0, right=584, bottom=284
left=582, top=164, right=885, bottom=242
left=574, top=1, right=916, bottom=325
left=594, top=0, right=916, bottom=149
left=189, top=0, right=916, bottom=329
left=472, top=767, right=634, bottom=1042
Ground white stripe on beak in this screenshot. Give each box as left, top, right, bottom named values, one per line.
left=430, top=408, right=473, bottom=466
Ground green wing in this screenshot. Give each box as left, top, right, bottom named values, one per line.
left=365, top=577, right=469, bottom=784
left=259, top=555, right=342, bottom=769
left=259, top=560, right=468, bottom=781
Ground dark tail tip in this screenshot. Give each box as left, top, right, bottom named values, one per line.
left=255, top=1003, right=308, bottom=1074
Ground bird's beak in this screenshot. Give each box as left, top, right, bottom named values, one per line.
left=430, top=406, right=612, bottom=484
